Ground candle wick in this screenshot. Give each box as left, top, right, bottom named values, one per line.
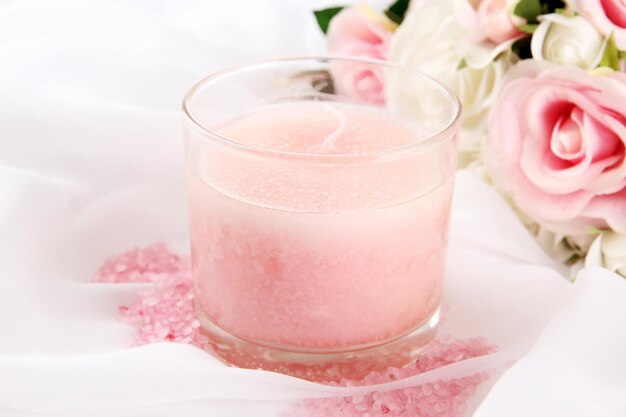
left=320, top=103, right=347, bottom=152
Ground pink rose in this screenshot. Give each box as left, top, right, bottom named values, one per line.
left=477, top=0, right=524, bottom=44
left=484, top=62, right=626, bottom=235
left=456, top=0, right=523, bottom=44
left=327, top=6, right=394, bottom=103
left=573, top=0, right=626, bottom=49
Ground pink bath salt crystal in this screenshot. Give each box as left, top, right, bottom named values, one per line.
left=93, top=243, right=209, bottom=350
left=285, top=337, right=497, bottom=417
left=93, top=243, right=188, bottom=283
left=96, top=243, right=497, bottom=417
left=117, top=267, right=212, bottom=351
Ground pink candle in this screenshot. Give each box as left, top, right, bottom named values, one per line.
left=183, top=57, right=460, bottom=380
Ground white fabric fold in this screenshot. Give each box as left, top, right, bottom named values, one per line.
left=1, top=0, right=624, bottom=415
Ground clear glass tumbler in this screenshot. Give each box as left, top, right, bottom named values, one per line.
left=182, top=56, right=461, bottom=381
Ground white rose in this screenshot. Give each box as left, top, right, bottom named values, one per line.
left=531, top=14, right=605, bottom=69
left=453, top=60, right=510, bottom=162
left=586, top=231, right=626, bottom=278
left=388, top=0, right=514, bottom=167
left=389, top=0, right=465, bottom=86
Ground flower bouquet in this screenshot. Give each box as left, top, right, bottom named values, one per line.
left=314, top=0, right=626, bottom=277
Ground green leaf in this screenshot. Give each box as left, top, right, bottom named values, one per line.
left=518, top=23, right=538, bottom=34
left=599, top=35, right=620, bottom=71
left=514, top=0, right=542, bottom=22
left=542, top=0, right=566, bottom=15
left=457, top=58, right=467, bottom=70
left=313, top=6, right=344, bottom=34
left=385, top=0, right=410, bottom=24
left=619, top=50, right=626, bottom=60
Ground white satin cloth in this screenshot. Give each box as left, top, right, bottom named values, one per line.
left=0, top=1, right=625, bottom=416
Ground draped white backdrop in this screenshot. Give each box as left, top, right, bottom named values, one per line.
left=0, top=1, right=625, bottom=416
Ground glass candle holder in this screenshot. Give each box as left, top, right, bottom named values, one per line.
left=182, top=56, right=461, bottom=381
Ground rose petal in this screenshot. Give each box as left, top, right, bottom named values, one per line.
left=524, top=86, right=576, bottom=144
left=454, top=0, right=484, bottom=42
left=513, top=184, right=595, bottom=225
left=328, top=8, right=390, bottom=50
left=478, top=0, right=524, bottom=44
left=582, top=187, right=626, bottom=234
left=584, top=233, right=605, bottom=267
left=574, top=0, right=626, bottom=48
left=581, top=112, right=626, bottom=194
left=464, top=37, right=519, bottom=69
left=550, top=110, right=585, bottom=161
left=602, top=231, right=626, bottom=257
left=520, top=98, right=620, bottom=195
left=484, top=63, right=626, bottom=234
left=327, top=6, right=392, bottom=105
left=484, top=79, right=596, bottom=221
left=584, top=111, right=621, bottom=160
left=600, top=0, right=626, bottom=27
left=538, top=215, right=610, bottom=235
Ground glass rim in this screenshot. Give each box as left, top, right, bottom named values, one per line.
left=182, top=54, right=462, bottom=160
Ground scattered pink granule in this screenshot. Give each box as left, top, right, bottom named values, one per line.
left=93, top=243, right=187, bottom=283
left=97, top=243, right=498, bottom=417
left=96, top=244, right=210, bottom=348
left=285, top=336, right=496, bottom=417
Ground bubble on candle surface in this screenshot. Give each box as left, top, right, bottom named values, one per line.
left=95, top=243, right=497, bottom=417
left=213, top=101, right=424, bottom=155
left=199, top=101, right=442, bottom=212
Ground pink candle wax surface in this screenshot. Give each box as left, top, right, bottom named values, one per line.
left=187, top=101, right=454, bottom=351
